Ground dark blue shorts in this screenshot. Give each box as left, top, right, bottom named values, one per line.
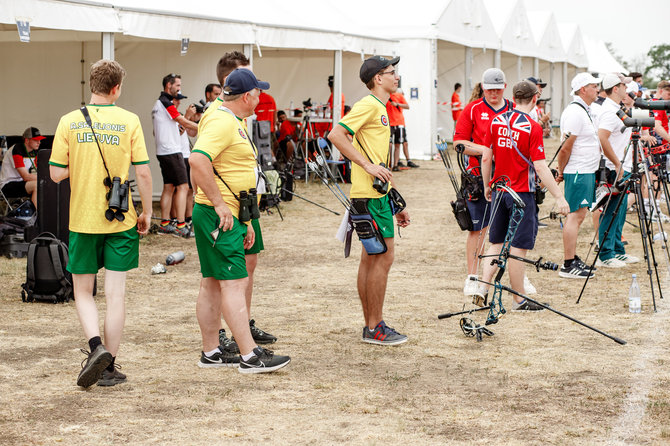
left=488, top=191, right=537, bottom=250
left=466, top=196, right=490, bottom=231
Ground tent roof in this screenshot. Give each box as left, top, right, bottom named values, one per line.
left=483, top=0, right=539, bottom=58
left=582, top=35, right=626, bottom=74
left=558, top=23, right=588, bottom=68
left=527, top=11, right=566, bottom=63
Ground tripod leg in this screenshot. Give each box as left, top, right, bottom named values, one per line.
left=635, top=179, right=658, bottom=312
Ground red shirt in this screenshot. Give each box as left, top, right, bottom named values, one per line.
left=454, top=98, right=513, bottom=172
left=255, top=92, right=277, bottom=129
left=483, top=110, right=545, bottom=192
left=451, top=92, right=462, bottom=121
left=652, top=98, right=669, bottom=133
left=278, top=119, right=296, bottom=141
left=386, top=93, right=407, bottom=126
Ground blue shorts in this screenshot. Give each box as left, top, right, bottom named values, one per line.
left=564, top=173, right=596, bottom=213
left=466, top=197, right=490, bottom=231
left=488, top=191, right=537, bottom=250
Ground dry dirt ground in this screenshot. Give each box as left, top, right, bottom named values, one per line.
left=2, top=140, right=670, bottom=445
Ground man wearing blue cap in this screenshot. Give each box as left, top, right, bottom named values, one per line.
left=189, top=68, right=290, bottom=374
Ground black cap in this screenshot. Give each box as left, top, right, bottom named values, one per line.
left=175, top=93, right=188, bottom=100
left=223, top=69, right=270, bottom=95
left=526, top=77, right=547, bottom=88
left=359, top=56, right=400, bottom=84
left=22, top=127, right=45, bottom=141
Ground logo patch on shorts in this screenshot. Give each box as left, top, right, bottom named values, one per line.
left=239, top=129, right=247, bottom=139
left=381, top=115, right=389, bottom=126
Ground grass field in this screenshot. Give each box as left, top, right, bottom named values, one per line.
left=1, top=139, right=669, bottom=445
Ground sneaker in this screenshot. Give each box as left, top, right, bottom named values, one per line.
left=615, top=254, right=640, bottom=264
left=174, top=225, right=191, bottom=238
left=157, top=223, right=176, bottom=235
left=198, top=348, right=240, bottom=368
left=219, top=329, right=240, bottom=354
left=573, top=255, right=596, bottom=272
left=392, top=166, right=400, bottom=172
left=249, top=319, right=277, bottom=344
left=537, top=221, right=548, bottom=228
left=512, top=299, right=546, bottom=311
left=362, top=320, right=408, bottom=345
left=463, top=274, right=483, bottom=297
left=595, top=257, right=627, bottom=268
left=559, top=262, right=595, bottom=279
left=396, top=161, right=406, bottom=168
left=523, top=275, right=537, bottom=295
left=407, top=160, right=420, bottom=168
left=238, top=347, right=290, bottom=374
left=97, top=364, right=127, bottom=387
left=77, top=345, right=113, bottom=388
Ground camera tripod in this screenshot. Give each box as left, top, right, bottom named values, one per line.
left=577, top=129, right=667, bottom=311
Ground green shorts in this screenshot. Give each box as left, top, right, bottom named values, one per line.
left=245, top=218, right=264, bottom=255
left=68, top=227, right=139, bottom=274
left=367, top=194, right=394, bottom=239
left=564, top=173, right=596, bottom=213
left=193, top=203, right=248, bottom=280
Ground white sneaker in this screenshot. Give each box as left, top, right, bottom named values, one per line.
left=523, top=275, right=537, bottom=295
left=595, top=257, right=627, bottom=268
left=463, top=275, right=482, bottom=296
left=615, top=254, right=640, bottom=264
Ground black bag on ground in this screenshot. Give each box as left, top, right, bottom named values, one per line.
left=21, top=232, right=73, bottom=303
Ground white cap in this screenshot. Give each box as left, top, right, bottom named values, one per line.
left=481, top=68, right=506, bottom=90
left=602, top=72, right=633, bottom=90
left=626, top=81, right=639, bottom=94
left=571, top=72, right=601, bottom=93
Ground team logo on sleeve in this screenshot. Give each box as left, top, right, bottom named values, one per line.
left=381, top=115, right=389, bottom=126
left=239, top=129, right=247, bottom=139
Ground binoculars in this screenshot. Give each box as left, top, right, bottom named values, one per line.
left=238, top=188, right=261, bottom=223
left=372, top=163, right=389, bottom=194
left=105, top=176, right=129, bottom=222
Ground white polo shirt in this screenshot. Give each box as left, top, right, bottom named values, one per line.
left=597, top=97, right=632, bottom=172
left=151, top=98, right=182, bottom=156
left=560, top=96, right=601, bottom=174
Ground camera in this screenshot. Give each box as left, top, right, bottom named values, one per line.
left=193, top=99, right=206, bottom=114
left=237, top=189, right=260, bottom=223
left=105, top=176, right=129, bottom=222
left=372, top=163, right=389, bottom=194
left=302, top=98, right=313, bottom=110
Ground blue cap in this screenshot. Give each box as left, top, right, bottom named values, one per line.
left=223, top=69, right=270, bottom=95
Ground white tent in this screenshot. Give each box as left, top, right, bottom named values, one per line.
left=582, top=35, right=627, bottom=75
left=558, top=24, right=589, bottom=109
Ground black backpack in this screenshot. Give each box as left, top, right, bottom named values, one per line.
left=21, top=232, right=73, bottom=303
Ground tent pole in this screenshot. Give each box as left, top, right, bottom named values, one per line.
left=332, top=49, right=343, bottom=159
left=464, top=46, right=472, bottom=102
left=101, top=32, right=114, bottom=60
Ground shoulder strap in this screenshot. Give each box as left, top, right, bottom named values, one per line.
left=570, top=101, right=593, bottom=124
left=80, top=106, right=113, bottom=185
left=502, top=112, right=537, bottom=181
left=354, top=135, right=391, bottom=168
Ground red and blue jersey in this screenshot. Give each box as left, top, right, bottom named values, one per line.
left=483, top=110, right=545, bottom=193
left=454, top=98, right=514, bottom=174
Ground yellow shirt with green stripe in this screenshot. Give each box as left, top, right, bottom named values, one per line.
left=337, top=94, right=392, bottom=198
left=192, top=103, right=257, bottom=218
left=49, top=104, right=149, bottom=234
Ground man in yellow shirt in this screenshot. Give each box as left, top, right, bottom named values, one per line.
left=49, top=59, right=153, bottom=388
left=329, top=56, right=411, bottom=345
left=189, top=68, right=290, bottom=373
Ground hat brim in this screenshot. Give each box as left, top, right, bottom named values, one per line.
left=482, top=83, right=505, bottom=90
left=32, top=136, right=46, bottom=141
left=258, top=81, right=270, bottom=90
left=538, top=82, right=547, bottom=88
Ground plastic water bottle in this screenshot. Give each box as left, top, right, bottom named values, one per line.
left=628, top=274, right=641, bottom=313
left=166, top=251, right=185, bottom=265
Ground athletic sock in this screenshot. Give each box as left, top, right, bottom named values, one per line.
left=204, top=347, right=221, bottom=357
left=185, top=217, right=192, bottom=224
left=161, top=219, right=170, bottom=226
left=177, top=221, right=186, bottom=229
left=106, top=356, right=116, bottom=372
left=564, top=258, right=574, bottom=268
left=241, top=348, right=259, bottom=362
left=88, top=336, right=102, bottom=352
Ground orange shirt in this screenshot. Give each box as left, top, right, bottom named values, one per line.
left=386, top=92, right=407, bottom=126
left=451, top=92, right=462, bottom=121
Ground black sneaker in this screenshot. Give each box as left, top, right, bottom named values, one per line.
left=77, top=345, right=113, bottom=388
left=396, top=161, right=406, bottom=168
left=239, top=347, right=290, bottom=374
left=392, top=166, right=400, bottom=172
left=407, top=160, right=420, bottom=168
left=574, top=255, right=597, bottom=272
left=97, top=364, right=127, bottom=387
left=249, top=319, right=277, bottom=344
left=219, top=329, right=240, bottom=354
left=558, top=262, right=595, bottom=279
left=513, top=299, right=547, bottom=311
left=198, top=348, right=240, bottom=368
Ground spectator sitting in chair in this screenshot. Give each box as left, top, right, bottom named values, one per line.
left=0, top=126, right=44, bottom=208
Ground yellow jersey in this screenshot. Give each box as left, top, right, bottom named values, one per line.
left=50, top=104, right=149, bottom=234
left=192, top=103, right=257, bottom=218
left=337, top=94, right=391, bottom=198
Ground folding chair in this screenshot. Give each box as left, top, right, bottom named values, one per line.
left=316, top=137, right=345, bottom=183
